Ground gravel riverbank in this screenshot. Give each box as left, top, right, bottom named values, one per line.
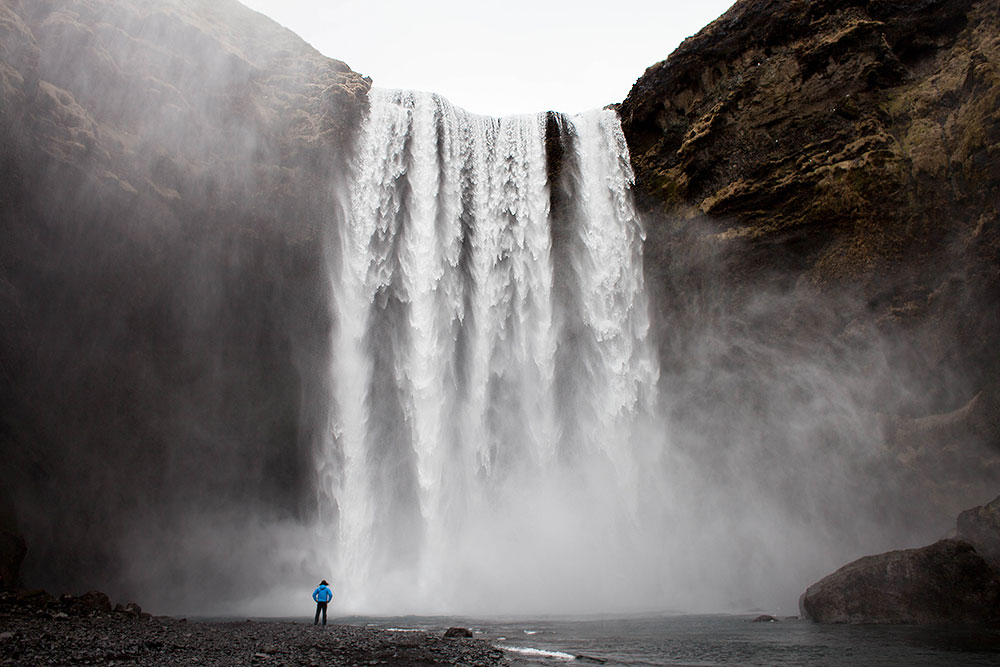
left=0, top=592, right=508, bottom=666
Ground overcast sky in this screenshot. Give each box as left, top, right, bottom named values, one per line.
left=238, top=0, right=735, bottom=116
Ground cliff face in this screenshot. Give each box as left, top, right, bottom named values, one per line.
left=620, top=0, right=1000, bottom=530
left=0, top=0, right=369, bottom=608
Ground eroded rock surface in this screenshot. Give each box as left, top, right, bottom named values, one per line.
left=799, top=539, right=1000, bottom=624
left=801, top=495, right=1000, bottom=624
left=620, top=0, right=1000, bottom=530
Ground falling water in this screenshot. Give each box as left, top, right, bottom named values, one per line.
left=322, top=89, right=661, bottom=614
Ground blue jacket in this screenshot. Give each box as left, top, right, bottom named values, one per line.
left=313, top=584, right=333, bottom=603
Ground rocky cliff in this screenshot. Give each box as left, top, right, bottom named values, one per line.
left=620, top=0, right=999, bottom=533
left=619, top=0, right=1000, bottom=621
left=0, top=0, right=368, bottom=608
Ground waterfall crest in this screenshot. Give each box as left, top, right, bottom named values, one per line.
left=324, top=89, right=660, bottom=614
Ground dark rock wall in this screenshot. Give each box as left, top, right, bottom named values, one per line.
left=620, top=0, right=1000, bottom=532
left=0, top=0, right=369, bottom=610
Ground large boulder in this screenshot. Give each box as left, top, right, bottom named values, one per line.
left=78, top=590, right=113, bottom=615
left=799, top=539, right=1000, bottom=624
left=444, top=627, right=474, bottom=639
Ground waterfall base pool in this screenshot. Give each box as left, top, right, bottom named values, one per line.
left=336, top=614, right=1000, bottom=666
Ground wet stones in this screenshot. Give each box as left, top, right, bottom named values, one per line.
left=444, top=627, right=473, bottom=638
left=0, top=594, right=509, bottom=666
left=751, top=615, right=779, bottom=623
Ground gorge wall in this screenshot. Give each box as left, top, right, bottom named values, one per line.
left=1, top=0, right=998, bottom=614
left=0, top=0, right=369, bottom=607
left=620, top=0, right=999, bottom=530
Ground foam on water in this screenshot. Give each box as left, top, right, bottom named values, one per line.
left=501, top=646, right=577, bottom=661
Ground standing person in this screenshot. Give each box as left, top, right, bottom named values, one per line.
left=312, top=580, right=333, bottom=626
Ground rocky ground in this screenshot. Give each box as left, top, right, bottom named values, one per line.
left=0, top=592, right=508, bottom=667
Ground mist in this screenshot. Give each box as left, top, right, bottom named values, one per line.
left=1, top=0, right=996, bottom=619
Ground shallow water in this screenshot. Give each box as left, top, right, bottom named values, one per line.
left=336, top=614, right=1000, bottom=666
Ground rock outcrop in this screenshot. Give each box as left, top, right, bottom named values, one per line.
left=444, top=627, right=474, bottom=639
left=800, top=496, right=1000, bottom=624
left=619, top=0, right=1000, bottom=533
left=799, top=539, right=1000, bottom=624
left=0, top=0, right=369, bottom=609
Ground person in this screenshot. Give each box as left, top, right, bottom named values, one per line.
left=312, top=579, right=333, bottom=626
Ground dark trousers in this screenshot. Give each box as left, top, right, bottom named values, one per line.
left=314, top=601, right=328, bottom=625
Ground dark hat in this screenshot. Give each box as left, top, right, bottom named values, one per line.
left=320, top=580, right=329, bottom=586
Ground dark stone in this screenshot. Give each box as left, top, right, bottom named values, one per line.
left=752, top=615, right=779, bottom=623
left=800, top=539, right=1000, bottom=624
left=77, top=590, right=113, bottom=615
left=957, top=494, right=1000, bottom=570
left=575, top=654, right=608, bottom=664
left=15, top=589, right=55, bottom=608
left=115, top=601, right=143, bottom=616
left=443, top=627, right=473, bottom=638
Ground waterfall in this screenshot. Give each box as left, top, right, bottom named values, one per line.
left=323, top=89, right=661, bottom=614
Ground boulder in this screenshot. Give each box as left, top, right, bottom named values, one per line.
left=114, top=601, right=143, bottom=616
left=957, top=494, right=1000, bottom=570
left=14, top=588, right=55, bottom=608
left=443, top=627, right=473, bottom=638
left=76, top=590, right=113, bottom=615
left=800, top=539, right=1000, bottom=624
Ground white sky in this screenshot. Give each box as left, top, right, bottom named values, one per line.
left=238, top=0, right=735, bottom=117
